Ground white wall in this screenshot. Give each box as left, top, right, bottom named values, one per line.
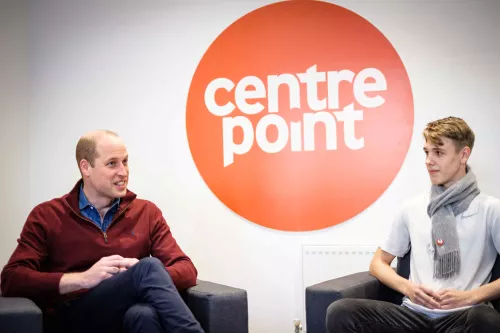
left=0, top=0, right=30, bottom=269
left=2, top=0, right=499, bottom=332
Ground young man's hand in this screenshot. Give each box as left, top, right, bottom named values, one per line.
left=60, top=255, right=139, bottom=294
left=404, top=283, right=442, bottom=309
left=117, top=257, right=139, bottom=273
left=437, top=289, right=476, bottom=309
left=79, top=255, right=138, bottom=288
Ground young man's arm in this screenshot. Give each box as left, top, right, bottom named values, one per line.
left=436, top=279, right=500, bottom=310
left=59, top=273, right=85, bottom=294
left=0, top=206, right=131, bottom=298
left=473, top=280, right=500, bottom=303
left=1, top=206, right=86, bottom=298
left=59, top=255, right=137, bottom=294
left=148, top=203, right=198, bottom=290
left=369, top=248, right=441, bottom=309
left=1, top=206, right=65, bottom=300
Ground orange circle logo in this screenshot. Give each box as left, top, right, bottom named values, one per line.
left=186, top=1, right=413, bottom=231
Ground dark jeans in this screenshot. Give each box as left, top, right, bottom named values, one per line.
left=51, top=257, right=204, bottom=333
left=326, top=298, right=500, bottom=333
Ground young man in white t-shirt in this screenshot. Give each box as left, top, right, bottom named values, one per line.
left=327, top=117, right=500, bottom=332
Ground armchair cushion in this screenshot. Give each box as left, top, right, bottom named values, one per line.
left=0, top=296, right=43, bottom=333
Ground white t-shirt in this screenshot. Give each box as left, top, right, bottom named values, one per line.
left=381, top=192, right=500, bottom=318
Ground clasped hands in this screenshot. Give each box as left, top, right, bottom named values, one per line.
left=405, top=283, right=477, bottom=310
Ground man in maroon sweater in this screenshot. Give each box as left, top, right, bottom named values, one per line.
left=0, top=130, right=204, bottom=333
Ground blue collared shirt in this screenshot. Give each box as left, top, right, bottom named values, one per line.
left=79, top=185, right=120, bottom=232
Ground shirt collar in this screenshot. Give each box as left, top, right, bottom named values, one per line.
left=79, top=184, right=120, bottom=210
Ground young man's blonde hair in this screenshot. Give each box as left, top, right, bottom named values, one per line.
left=76, top=130, right=119, bottom=168
left=423, top=116, right=475, bottom=152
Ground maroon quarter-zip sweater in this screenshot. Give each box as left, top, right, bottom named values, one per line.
left=0, top=180, right=198, bottom=308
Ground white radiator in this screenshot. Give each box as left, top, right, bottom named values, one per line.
left=301, top=245, right=379, bottom=289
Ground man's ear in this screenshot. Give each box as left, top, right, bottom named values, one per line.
left=461, top=146, right=471, bottom=164
left=80, top=159, right=91, bottom=177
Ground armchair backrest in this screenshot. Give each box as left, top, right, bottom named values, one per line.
left=396, top=251, right=411, bottom=279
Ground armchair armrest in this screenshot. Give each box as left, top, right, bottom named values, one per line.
left=305, top=271, right=403, bottom=333
left=0, top=296, right=43, bottom=333
left=184, top=279, right=248, bottom=333
left=0, top=280, right=249, bottom=333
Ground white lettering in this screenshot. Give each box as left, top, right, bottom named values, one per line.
left=207, top=66, right=386, bottom=166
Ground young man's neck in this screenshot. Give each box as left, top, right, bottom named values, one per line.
left=82, top=185, right=114, bottom=211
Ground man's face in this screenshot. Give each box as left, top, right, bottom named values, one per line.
left=424, top=137, right=468, bottom=188
left=83, top=135, right=129, bottom=202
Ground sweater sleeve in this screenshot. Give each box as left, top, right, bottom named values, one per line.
left=148, top=204, right=198, bottom=290
left=1, top=206, right=63, bottom=300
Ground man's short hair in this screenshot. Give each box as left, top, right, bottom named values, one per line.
left=423, top=117, right=475, bottom=152
left=76, top=130, right=119, bottom=168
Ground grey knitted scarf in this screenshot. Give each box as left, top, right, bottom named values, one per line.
left=427, top=165, right=479, bottom=279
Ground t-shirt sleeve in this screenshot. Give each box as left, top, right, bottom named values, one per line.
left=380, top=205, right=411, bottom=258
left=488, top=198, right=500, bottom=254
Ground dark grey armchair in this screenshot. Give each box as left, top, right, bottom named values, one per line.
left=305, top=251, right=500, bottom=333
left=0, top=279, right=248, bottom=333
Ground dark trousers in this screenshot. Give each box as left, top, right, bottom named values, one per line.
left=327, top=298, right=500, bottom=333
left=51, top=257, right=204, bottom=333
